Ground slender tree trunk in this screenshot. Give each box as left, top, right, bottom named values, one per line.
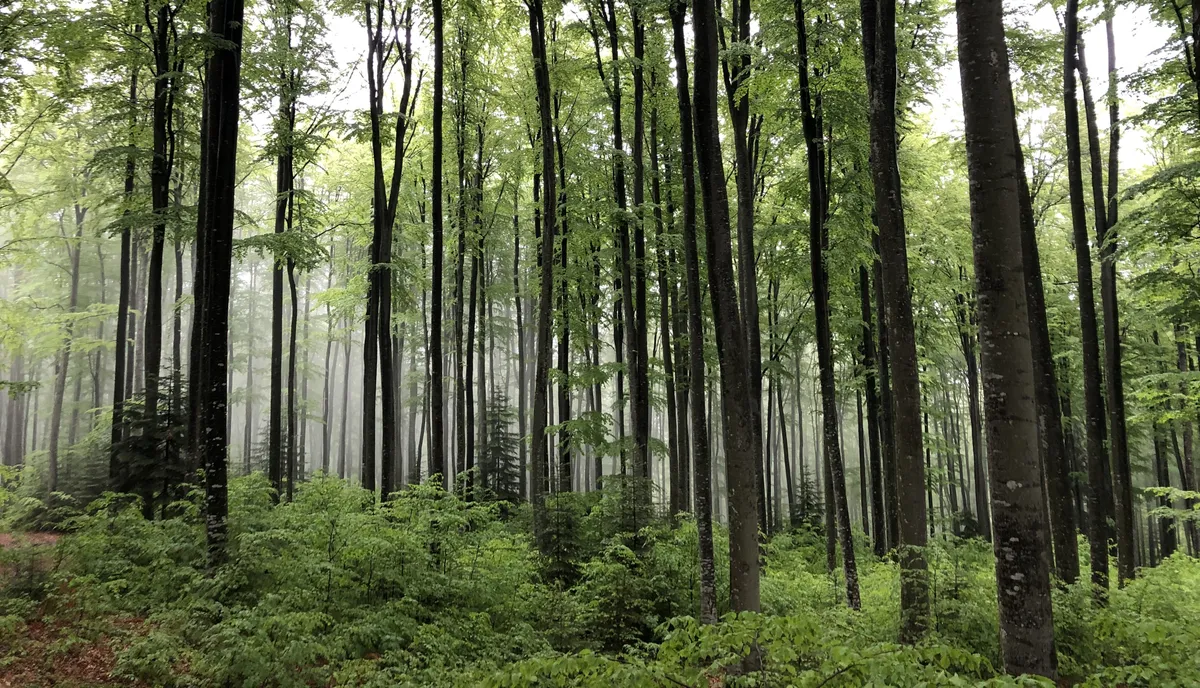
left=860, top=0, right=927, bottom=636
left=1013, top=106, right=1079, bottom=582
left=528, top=0, right=556, bottom=553
left=859, top=266, right=886, bottom=555
left=1078, top=24, right=1135, bottom=585
left=671, top=0, right=716, bottom=621
left=49, top=208, right=85, bottom=494
left=797, top=1, right=858, bottom=607
left=429, top=0, right=446, bottom=487
left=1063, top=0, right=1112, bottom=596
left=693, top=0, right=760, bottom=614
left=111, top=53, right=139, bottom=486
left=192, top=0, right=246, bottom=563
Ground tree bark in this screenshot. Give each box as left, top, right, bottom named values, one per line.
left=671, top=0, right=716, bottom=621
left=693, top=0, right=760, bottom=614
left=429, top=0, right=446, bottom=487
left=797, top=0, right=858, bottom=608
left=860, top=0, right=926, bottom=634
left=191, top=0, right=246, bottom=564
left=957, top=2, right=1059, bottom=675
left=1063, top=0, right=1112, bottom=596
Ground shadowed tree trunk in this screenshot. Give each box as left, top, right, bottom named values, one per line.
left=670, top=0, right=717, bottom=622
left=528, top=0, right=556, bottom=554
left=859, top=266, right=885, bottom=555
left=797, top=0, right=858, bottom=609
left=191, top=0, right=246, bottom=564
left=860, top=0, right=927, bottom=636
left=694, top=0, right=760, bottom=614
left=957, top=1, right=1059, bottom=675
left=1013, top=106, right=1079, bottom=583
left=429, top=0, right=446, bottom=486
left=112, top=53, right=139, bottom=487
left=1063, top=0, right=1111, bottom=597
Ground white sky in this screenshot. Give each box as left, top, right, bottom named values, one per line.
left=926, top=0, right=1174, bottom=172
left=318, top=2, right=1174, bottom=172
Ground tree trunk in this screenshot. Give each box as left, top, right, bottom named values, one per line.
left=859, top=266, right=886, bottom=555
left=528, top=0, right=556, bottom=554
left=671, top=0, right=716, bottom=621
left=191, top=0, right=246, bottom=564
left=1063, top=0, right=1112, bottom=596
left=1013, top=105, right=1079, bottom=583
left=693, top=0, right=760, bottom=614
left=111, top=52, right=139, bottom=486
left=429, top=0, right=446, bottom=487
left=957, top=2, right=1059, bottom=674
left=49, top=207, right=85, bottom=494
left=797, top=1, right=858, bottom=608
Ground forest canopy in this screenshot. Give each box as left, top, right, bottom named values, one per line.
left=1, top=0, right=1200, bottom=684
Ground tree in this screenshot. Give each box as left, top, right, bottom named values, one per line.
left=860, top=0, right=928, bottom=638
left=956, top=0, right=1058, bottom=675
left=693, top=0, right=759, bottom=614
left=191, top=0, right=247, bottom=564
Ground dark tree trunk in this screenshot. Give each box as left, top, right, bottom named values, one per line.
left=693, top=0, right=760, bottom=614
left=861, top=0, right=928, bottom=636
left=144, top=4, right=176, bottom=430
left=722, top=0, right=764, bottom=537
left=859, top=266, right=886, bottom=555
left=1077, top=27, right=1135, bottom=585
left=797, top=0, right=858, bottom=608
left=528, top=0, right=556, bottom=554
left=49, top=206, right=85, bottom=493
left=671, top=0, right=716, bottom=621
left=1063, top=0, right=1111, bottom=596
left=286, top=259, right=298, bottom=500
left=429, top=0, right=446, bottom=487
left=957, top=2, right=1059, bottom=675
left=244, top=265, right=257, bottom=474
left=1013, top=106, right=1079, bottom=583
left=554, top=117, right=571, bottom=495
left=874, top=250, right=899, bottom=551
left=650, top=93, right=679, bottom=515
left=191, top=0, right=246, bottom=564
left=112, top=54, right=139, bottom=487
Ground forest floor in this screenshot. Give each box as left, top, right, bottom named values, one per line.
left=0, top=533, right=148, bottom=688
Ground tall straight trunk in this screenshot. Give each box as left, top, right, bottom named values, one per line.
left=874, top=251, right=899, bottom=550
left=1152, top=331, right=1178, bottom=558
left=860, top=0, right=927, bottom=637
left=130, top=243, right=145, bottom=396
left=956, top=276, right=989, bottom=536
left=693, top=0, right=760, bottom=614
left=631, top=3, right=650, bottom=496
left=588, top=0, right=644, bottom=490
left=778, top=373, right=796, bottom=528
left=111, top=51, right=138, bottom=486
left=286, top=259, right=298, bottom=499
left=722, top=0, right=764, bottom=536
left=1013, top=107, right=1079, bottom=582
left=554, top=120, right=571, bottom=494
left=957, top=2, right=1059, bottom=675
left=171, top=176, right=184, bottom=425
left=242, top=267, right=257, bottom=472
left=322, top=302, right=333, bottom=474
left=144, top=4, right=174, bottom=428
left=671, top=0, right=716, bottom=621
left=429, top=0, right=446, bottom=486
left=269, top=103, right=291, bottom=498
left=1063, top=0, right=1111, bottom=596
left=651, top=95, right=679, bottom=514
left=338, top=325, right=351, bottom=479
left=513, top=187, right=527, bottom=498
left=4, top=353, right=25, bottom=466
left=1176, top=327, right=1199, bottom=553
left=859, top=266, right=886, bottom=555
left=49, top=207, right=85, bottom=493
left=191, top=0, right=246, bottom=563
left=797, top=1, right=858, bottom=608
left=1078, top=24, right=1134, bottom=585
left=528, top=0, right=555, bottom=553
left=856, top=390, right=868, bottom=534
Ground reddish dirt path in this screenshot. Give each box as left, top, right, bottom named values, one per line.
left=0, top=532, right=60, bottom=549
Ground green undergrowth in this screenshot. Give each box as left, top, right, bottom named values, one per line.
left=2, top=475, right=1198, bottom=687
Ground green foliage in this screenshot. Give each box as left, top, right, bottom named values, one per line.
left=3, top=479, right=1198, bottom=686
